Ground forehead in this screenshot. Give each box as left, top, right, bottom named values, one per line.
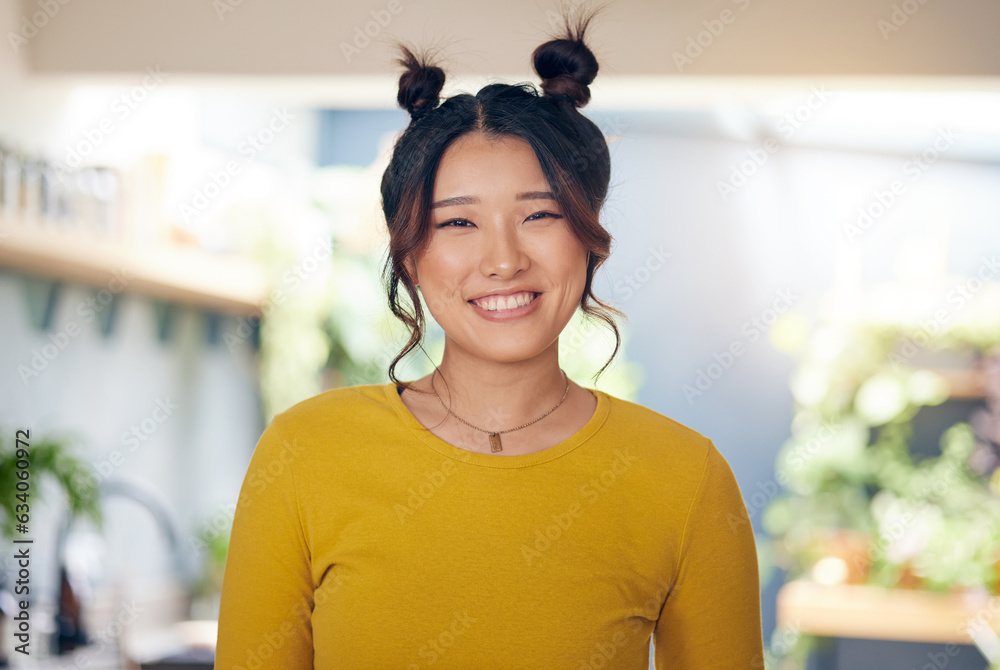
left=433, top=133, right=547, bottom=192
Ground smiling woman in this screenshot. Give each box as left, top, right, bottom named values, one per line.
left=405, top=133, right=590, bottom=382
left=214, top=4, right=765, bottom=669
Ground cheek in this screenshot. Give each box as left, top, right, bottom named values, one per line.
left=543, top=229, right=586, bottom=265
left=424, top=240, right=469, bottom=273
left=420, top=263, right=467, bottom=307
left=419, top=245, right=466, bottom=286
left=541, top=242, right=586, bottom=285
left=560, top=245, right=590, bottom=283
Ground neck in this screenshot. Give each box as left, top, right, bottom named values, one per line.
left=429, top=341, right=569, bottom=431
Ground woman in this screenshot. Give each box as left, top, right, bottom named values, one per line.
left=215, top=10, right=764, bottom=669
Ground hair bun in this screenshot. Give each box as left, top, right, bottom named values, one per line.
left=532, top=9, right=602, bottom=108
left=393, top=44, right=446, bottom=121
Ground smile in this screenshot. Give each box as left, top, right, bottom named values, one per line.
left=469, top=291, right=538, bottom=311
left=468, top=291, right=541, bottom=321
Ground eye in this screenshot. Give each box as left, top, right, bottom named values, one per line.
left=434, top=212, right=562, bottom=228
left=435, top=219, right=474, bottom=228
left=526, top=211, right=562, bottom=222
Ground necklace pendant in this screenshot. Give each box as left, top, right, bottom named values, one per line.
left=489, top=432, right=503, bottom=452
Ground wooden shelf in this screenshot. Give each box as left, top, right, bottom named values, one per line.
left=777, top=579, right=999, bottom=645
left=0, top=220, right=268, bottom=317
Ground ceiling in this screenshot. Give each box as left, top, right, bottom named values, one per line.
left=3, top=0, right=1000, bottom=161
left=12, top=0, right=1000, bottom=80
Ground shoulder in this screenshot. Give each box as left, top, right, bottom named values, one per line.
left=271, top=383, right=392, bottom=426
left=256, top=383, right=396, bottom=456
left=602, top=391, right=713, bottom=456
left=598, top=391, right=721, bottom=492
left=246, top=384, right=400, bottom=479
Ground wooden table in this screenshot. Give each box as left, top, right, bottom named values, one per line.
left=776, top=580, right=1000, bottom=664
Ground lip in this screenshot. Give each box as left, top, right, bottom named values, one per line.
left=468, top=292, right=541, bottom=321
left=468, top=288, right=541, bottom=301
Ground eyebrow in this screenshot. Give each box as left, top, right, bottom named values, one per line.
left=430, top=191, right=557, bottom=209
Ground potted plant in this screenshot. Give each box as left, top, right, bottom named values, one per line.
left=759, top=277, right=1000, bottom=655
left=0, top=430, right=102, bottom=664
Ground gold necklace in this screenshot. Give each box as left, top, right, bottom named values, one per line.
left=430, top=368, right=570, bottom=452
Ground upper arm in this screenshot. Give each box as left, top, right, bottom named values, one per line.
left=652, top=440, right=765, bottom=669
left=215, top=419, right=315, bottom=669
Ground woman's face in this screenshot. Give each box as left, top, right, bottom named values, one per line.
left=405, top=132, right=589, bottom=364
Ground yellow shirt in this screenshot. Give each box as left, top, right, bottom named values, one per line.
left=215, top=383, right=764, bottom=669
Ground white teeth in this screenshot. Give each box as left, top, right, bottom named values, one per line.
left=474, top=292, right=536, bottom=311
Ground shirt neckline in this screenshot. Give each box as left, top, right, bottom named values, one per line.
left=382, top=381, right=611, bottom=469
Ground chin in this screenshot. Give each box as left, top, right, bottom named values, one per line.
left=465, top=340, right=549, bottom=363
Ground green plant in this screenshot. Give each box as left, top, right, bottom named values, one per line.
left=762, top=280, right=1000, bottom=594
left=0, top=430, right=103, bottom=541
left=189, top=515, right=231, bottom=603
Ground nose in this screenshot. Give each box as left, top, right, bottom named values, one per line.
left=479, top=220, right=529, bottom=279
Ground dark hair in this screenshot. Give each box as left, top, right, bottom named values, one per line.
left=379, top=4, right=625, bottom=392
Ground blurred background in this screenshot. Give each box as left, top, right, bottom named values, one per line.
left=1, top=0, right=999, bottom=668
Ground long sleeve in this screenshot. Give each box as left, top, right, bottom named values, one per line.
left=653, top=440, right=765, bottom=669
left=215, top=417, right=315, bottom=669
